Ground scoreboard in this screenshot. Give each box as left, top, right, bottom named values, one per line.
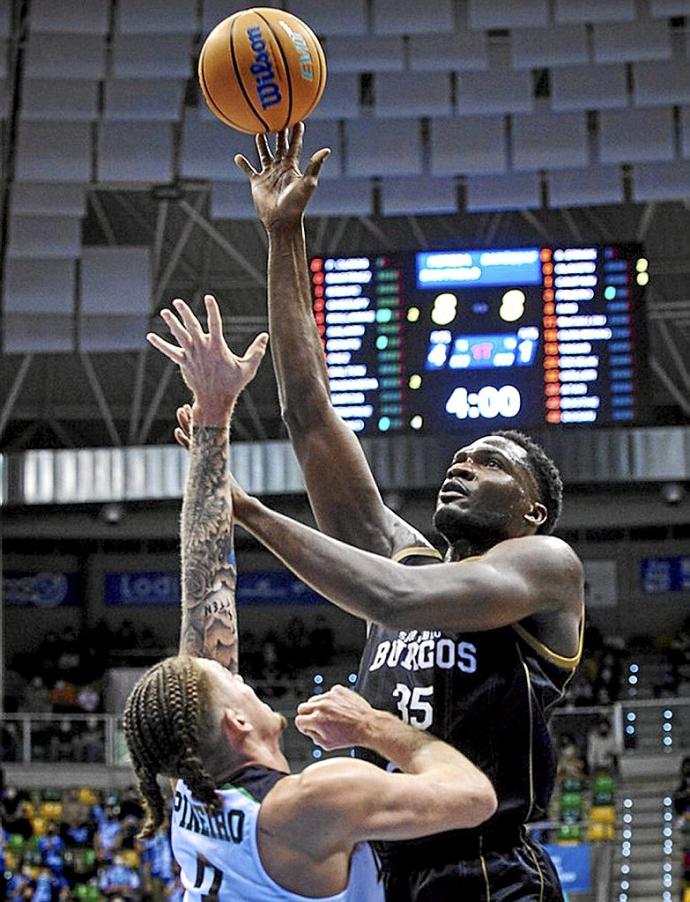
left=310, top=244, right=649, bottom=435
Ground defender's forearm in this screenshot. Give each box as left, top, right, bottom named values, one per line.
left=267, top=221, right=332, bottom=422
left=179, top=425, right=238, bottom=671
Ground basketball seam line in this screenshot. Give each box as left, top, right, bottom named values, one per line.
left=254, top=9, right=293, bottom=133
left=230, top=14, right=270, bottom=132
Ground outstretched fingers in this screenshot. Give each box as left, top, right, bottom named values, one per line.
left=286, top=121, right=304, bottom=162
left=304, top=147, right=331, bottom=182
left=204, top=294, right=224, bottom=343
left=241, top=332, right=269, bottom=379
left=235, top=154, right=256, bottom=179
left=255, top=133, right=273, bottom=168
left=146, top=332, right=186, bottom=365
left=276, top=128, right=289, bottom=157
left=172, top=298, right=205, bottom=342
left=159, top=308, right=192, bottom=349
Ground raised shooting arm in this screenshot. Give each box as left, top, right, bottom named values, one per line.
left=236, top=125, right=421, bottom=556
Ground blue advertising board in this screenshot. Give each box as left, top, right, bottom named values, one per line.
left=3, top=571, right=80, bottom=607
left=104, top=570, right=327, bottom=607
left=640, top=556, right=690, bottom=594
left=542, top=843, right=591, bottom=894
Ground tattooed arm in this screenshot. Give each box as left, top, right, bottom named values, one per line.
left=179, top=423, right=238, bottom=670
left=146, top=293, right=268, bottom=672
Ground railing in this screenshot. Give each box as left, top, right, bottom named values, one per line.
left=1, top=696, right=687, bottom=771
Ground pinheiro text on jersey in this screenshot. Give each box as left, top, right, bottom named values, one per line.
left=173, top=790, right=245, bottom=843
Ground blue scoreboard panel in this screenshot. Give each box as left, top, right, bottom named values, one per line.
left=310, top=245, right=649, bottom=435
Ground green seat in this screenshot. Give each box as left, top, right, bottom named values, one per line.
left=85, top=886, right=103, bottom=902
left=593, top=774, right=615, bottom=794
left=8, top=834, right=25, bottom=852
left=557, top=823, right=582, bottom=842
left=593, top=790, right=614, bottom=806
left=73, top=885, right=90, bottom=900
left=561, top=778, right=583, bottom=793
left=43, top=789, right=62, bottom=802
left=562, top=809, right=582, bottom=824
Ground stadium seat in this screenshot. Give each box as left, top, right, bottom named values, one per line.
left=587, top=821, right=615, bottom=841
left=78, top=787, right=98, bottom=805
left=589, top=805, right=616, bottom=825
left=556, top=823, right=583, bottom=843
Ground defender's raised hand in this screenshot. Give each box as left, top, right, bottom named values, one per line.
left=146, top=294, right=268, bottom=425
left=235, top=122, right=330, bottom=230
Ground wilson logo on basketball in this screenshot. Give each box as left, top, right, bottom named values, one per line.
left=278, top=20, right=315, bottom=81
left=246, top=24, right=282, bottom=110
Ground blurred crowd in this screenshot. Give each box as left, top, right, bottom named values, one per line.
left=1, top=782, right=181, bottom=902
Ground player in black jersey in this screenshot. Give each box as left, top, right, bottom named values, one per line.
left=164, top=126, right=584, bottom=902
left=205, top=124, right=585, bottom=902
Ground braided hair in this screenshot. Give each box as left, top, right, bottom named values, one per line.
left=122, top=655, right=220, bottom=838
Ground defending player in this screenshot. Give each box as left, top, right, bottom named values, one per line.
left=227, top=125, right=585, bottom=901
left=132, top=297, right=497, bottom=901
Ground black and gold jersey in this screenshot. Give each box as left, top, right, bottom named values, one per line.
left=355, top=545, right=583, bottom=868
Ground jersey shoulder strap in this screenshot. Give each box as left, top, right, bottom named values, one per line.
left=392, top=545, right=443, bottom=564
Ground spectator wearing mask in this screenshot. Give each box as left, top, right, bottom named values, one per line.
left=587, top=717, right=618, bottom=774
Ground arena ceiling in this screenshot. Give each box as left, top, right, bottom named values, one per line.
left=1, top=0, right=690, bottom=451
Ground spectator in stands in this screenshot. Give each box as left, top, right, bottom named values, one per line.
left=139, top=628, right=158, bottom=651
left=38, top=823, right=64, bottom=875
left=95, top=802, right=122, bottom=863
left=60, top=792, right=95, bottom=850
left=0, top=721, right=21, bottom=763
left=592, top=646, right=622, bottom=704
left=2, top=785, right=27, bottom=819
left=113, top=621, right=138, bottom=652
left=6, top=800, right=34, bottom=840
left=140, top=823, right=173, bottom=902
left=75, top=717, right=105, bottom=763
left=310, top=614, right=335, bottom=666
left=118, top=788, right=143, bottom=823
left=76, top=684, right=101, bottom=715
left=258, top=631, right=288, bottom=696
left=56, top=626, right=81, bottom=683
left=31, top=865, right=69, bottom=902
left=587, top=717, right=618, bottom=775
left=20, top=676, right=52, bottom=714
left=285, top=615, right=309, bottom=673
left=0, top=825, right=6, bottom=899
left=98, top=853, right=141, bottom=901
left=557, top=732, right=586, bottom=780
left=7, top=864, right=34, bottom=900
left=3, top=667, right=25, bottom=713
left=49, top=682, right=78, bottom=715
left=563, top=669, right=594, bottom=708
left=48, top=720, right=77, bottom=762
left=237, top=630, right=261, bottom=678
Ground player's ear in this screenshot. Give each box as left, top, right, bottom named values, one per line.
left=221, top=708, right=253, bottom=740
left=524, top=501, right=547, bottom=529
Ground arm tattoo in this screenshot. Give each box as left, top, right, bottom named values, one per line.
left=179, top=425, right=238, bottom=672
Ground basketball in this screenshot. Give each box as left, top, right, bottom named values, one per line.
left=198, top=7, right=327, bottom=134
